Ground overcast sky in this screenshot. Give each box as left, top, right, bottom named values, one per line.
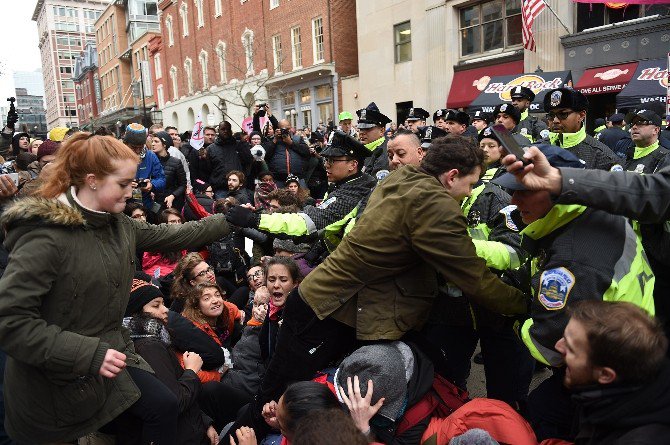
left=0, top=1, right=43, bottom=101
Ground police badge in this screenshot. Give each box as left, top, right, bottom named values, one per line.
left=360, top=110, right=367, bottom=120
left=500, top=104, right=508, bottom=112
left=436, top=109, right=443, bottom=117
left=550, top=90, right=562, bottom=107
left=634, top=164, right=645, bottom=174
left=409, top=108, right=414, bottom=116
left=425, top=127, right=433, bottom=139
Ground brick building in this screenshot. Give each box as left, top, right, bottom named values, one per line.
left=72, top=43, right=100, bottom=129
left=158, top=0, right=358, bottom=132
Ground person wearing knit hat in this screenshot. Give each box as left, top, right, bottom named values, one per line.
left=47, top=127, right=69, bottom=143
left=123, top=123, right=149, bottom=150
left=334, top=341, right=435, bottom=444
left=125, top=278, right=165, bottom=317
left=36, top=139, right=60, bottom=168
left=124, top=122, right=167, bottom=210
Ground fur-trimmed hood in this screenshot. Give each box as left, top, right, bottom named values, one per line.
left=1, top=196, right=85, bottom=229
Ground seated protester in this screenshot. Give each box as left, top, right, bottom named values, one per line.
left=179, top=283, right=243, bottom=382
left=124, top=202, right=148, bottom=269
left=183, top=179, right=215, bottom=222
left=254, top=172, right=277, bottom=210
left=555, top=301, right=670, bottom=444
left=260, top=257, right=301, bottom=364
left=228, top=265, right=266, bottom=319
left=335, top=341, right=434, bottom=445
left=170, top=252, right=238, bottom=312
left=272, top=238, right=314, bottom=278
left=259, top=381, right=341, bottom=443
left=226, top=131, right=377, bottom=243
left=220, top=170, right=251, bottom=205
left=249, top=192, right=301, bottom=266
left=292, top=409, right=370, bottom=445
left=221, top=286, right=271, bottom=398
left=492, top=146, right=656, bottom=441
left=142, top=208, right=187, bottom=278
left=285, top=174, right=316, bottom=207
left=121, top=279, right=219, bottom=445
left=151, top=131, right=187, bottom=212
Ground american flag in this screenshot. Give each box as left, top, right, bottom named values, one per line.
left=522, top=0, right=546, bottom=51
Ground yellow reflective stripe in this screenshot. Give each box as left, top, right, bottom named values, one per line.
left=259, top=213, right=308, bottom=236
left=521, top=319, right=563, bottom=367
left=461, top=184, right=486, bottom=216
left=472, top=238, right=512, bottom=270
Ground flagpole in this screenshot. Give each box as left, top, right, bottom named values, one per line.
left=543, top=0, right=571, bottom=34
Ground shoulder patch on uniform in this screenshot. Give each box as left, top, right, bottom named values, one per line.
left=318, top=196, right=337, bottom=209
left=499, top=205, right=519, bottom=231
left=538, top=267, right=575, bottom=310
left=610, top=164, right=624, bottom=172
left=375, top=169, right=390, bottom=181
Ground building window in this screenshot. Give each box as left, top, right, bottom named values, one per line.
left=166, top=15, right=174, bottom=46
left=157, top=85, right=165, bottom=108
left=291, top=27, right=302, bottom=70
left=180, top=2, right=189, bottom=37
left=272, top=34, right=282, bottom=73
left=154, top=54, right=162, bottom=79
left=216, top=41, right=227, bottom=84
left=394, top=21, right=411, bottom=63
left=170, top=66, right=178, bottom=100
left=459, top=0, right=522, bottom=58
left=242, top=30, right=254, bottom=75
left=184, top=58, right=193, bottom=95
left=195, top=0, right=204, bottom=28
left=199, top=50, right=209, bottom=89
left=270, top=0, right=279, bottom=9
left=214, top=0, right=222, bottom=17
left=312, top=17, right=325, bottom=63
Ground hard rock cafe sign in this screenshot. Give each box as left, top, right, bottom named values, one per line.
left=483, top=74, right=566, bottom=101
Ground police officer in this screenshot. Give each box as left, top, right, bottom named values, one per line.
left=493, top=103, right=531, bottom=147
left=416, top=125, right=448, bottom=151
left=592, top=118, right=607, bottom=137
left=356, top=102, right=392, bottom=178
left=597, top=113, right=630, bottom=155
left=511, top=86, right=547, bottom=142
left=543, top=88, right=621, bottom=171
left=437, top=109, right=471, bottom=136
left=225, top=131, right=376, bottom=239
left=620, top=110, right=669, bottom=173
left=405, top=107, right=430, bottom=133
left=471, top=110, right=491, bottom=132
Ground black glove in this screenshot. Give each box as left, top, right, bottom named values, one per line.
left=6, top=111, right=18, bottom=129
left=226, top=205, right=260, bottom=229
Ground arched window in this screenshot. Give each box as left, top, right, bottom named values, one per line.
left=165, top=15, right=174, bottom=46
left=215, top=41, right=227, bottom=84
left=199, top=50, right=209, bottom=90
left=169, top=66, right=178, bottom=100
left=179, top=2, right=188, bottom=37
left=184, top=58, right=193, bottom=95
left=241, top=29, right=254, bottom=76
left=195, top=0, right=204, bottom=28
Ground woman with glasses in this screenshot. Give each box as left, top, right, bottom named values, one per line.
left=142, top=209, right=186, bottom=278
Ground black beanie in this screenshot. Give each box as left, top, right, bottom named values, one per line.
left=126, top=278, right=164, bottom=316
left=153, top=131, right=173, bottom=149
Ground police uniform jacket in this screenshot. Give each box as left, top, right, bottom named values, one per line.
left=518, top=112, right=547, bottom=142
left=548, top=127, right=621, bottom=170
left=257, top=171, right=376, bottom=237
left=597, top=126, right=631, bottom=154
left=299, top=165, right=527, bottom=341
left=520, top=204, right=655, bottom=367
left=362, top=137, right=390, bottom=178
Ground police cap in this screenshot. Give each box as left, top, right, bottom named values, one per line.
left=356, top=102, right=392, bottom=129
left=417, top=126, right=448, bottom=149
left=510, top=86, right=535, bottom=102
left=406, top=107, right=430, bottom=121
left=626, top=109, right=662, bottom=127
left=443, top=109, right=470, bottom=125
left=493, top=103, right=521, bottom=124
left=321, top=130, right=370, bottom=160
left=543, top=88, right=589, bottom=112
left=471, top=110, right=491, bottom=124
left=478, top=125, right=501, bottom=145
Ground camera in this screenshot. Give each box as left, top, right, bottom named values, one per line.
left=277, top=128, right=290, bottom=138
left=136, top=179, right=149, bottom=188
left=257, top=103, right=267, bottom=117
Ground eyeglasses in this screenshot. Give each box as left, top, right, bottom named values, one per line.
left=546, top=111, right=576, bottom=121
left=247, top=270, right=264, bottom=281
left=322, top=158, right=351, bottom=166
left=193, top=266, right=214, bottom=278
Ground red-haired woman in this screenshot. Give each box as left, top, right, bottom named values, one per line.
left=0, top=133, right=231, bottom=444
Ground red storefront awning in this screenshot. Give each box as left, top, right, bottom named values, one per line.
left=447, top=60, right=523, bottom=109
left=575, top=62, right=639, bottom=95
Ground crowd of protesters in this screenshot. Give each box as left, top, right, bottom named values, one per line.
left=0, top=86, right=670, bottom=445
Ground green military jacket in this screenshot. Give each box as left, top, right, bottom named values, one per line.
left=0, top=189, right=229, bottom=443
left=299, top=165, right=527, bottom=341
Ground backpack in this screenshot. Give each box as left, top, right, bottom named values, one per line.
left=207, top=234, right=248, bottom=284
left=396, top=373, right=470, bottom=436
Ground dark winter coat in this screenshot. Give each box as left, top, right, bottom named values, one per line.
left=0, top=191, right=229, bottom=443
left=597, top=126, right=631, bottom=156
left=220, top=323, right=265, bottom=397
left=207, top=136, right=252, bottom=191
left=167, top=311, right=225, bottom=370
left=265, top=135, right=310, bottom=181
left=155, top=153, right=187, bottom=210
left=573, top=360, right=670, bottom=444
